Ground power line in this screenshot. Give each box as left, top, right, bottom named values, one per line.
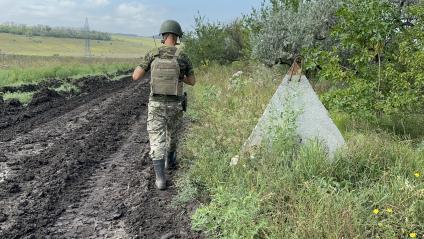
left=84, top=17, right=91, bottom=58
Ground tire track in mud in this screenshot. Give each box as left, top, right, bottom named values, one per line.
left=46, top=116, right=151, bottom=239
left=0, top=79, right=148, bottom=238
left=0, top=77, right=202, bottom=238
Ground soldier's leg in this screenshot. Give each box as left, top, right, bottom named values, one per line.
left=165, top=102, right=183, bottom=169
left=167, top=107, right=183, bottom=152
left=147, top=101, right=167, bottom=189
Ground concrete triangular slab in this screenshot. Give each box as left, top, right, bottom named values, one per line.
left=242, top=71, right=345, bottom=158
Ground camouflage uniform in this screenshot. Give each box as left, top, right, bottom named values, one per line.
left=139, top=45, right=194, bottom=162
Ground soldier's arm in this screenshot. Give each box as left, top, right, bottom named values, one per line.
left=132, top=51, right=154, bottom=81
left=132, top=66, right=145, bottom=81
left=180, top=52, right=196, bottom=86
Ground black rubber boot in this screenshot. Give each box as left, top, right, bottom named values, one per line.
left=153, top=159, right=166, bottom=190
left=165, top=151, right=177, bottom=170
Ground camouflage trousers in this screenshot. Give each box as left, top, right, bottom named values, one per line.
left=147, top=98, right=183, bottom=161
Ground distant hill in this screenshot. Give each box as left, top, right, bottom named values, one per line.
left=114, top=33, right=139, bottom=37
left=0, top=23, right=111, bottom=41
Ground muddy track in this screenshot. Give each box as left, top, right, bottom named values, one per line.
left=0, top=77, right=202, bottom=239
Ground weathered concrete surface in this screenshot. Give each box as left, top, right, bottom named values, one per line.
left=243, top=74, right=345, bottom=158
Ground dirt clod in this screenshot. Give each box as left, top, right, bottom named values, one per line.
left=0, top=212, right=8, bottom=223
left=29, top=88, right=62, bottom=106
left=8, top=98, right=22, bottom=107
left=0, top=153, right=7, bottom=162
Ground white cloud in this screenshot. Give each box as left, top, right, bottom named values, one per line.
left=117, top=2, right=146, bottom=15
left=0, top=0, right=168, bottom=34
left=111, top=2, right=167, bottom=35
left=86, top=0, right=109, bottom=6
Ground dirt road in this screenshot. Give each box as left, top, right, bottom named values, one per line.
left=0, top=76, right=201, bottom=238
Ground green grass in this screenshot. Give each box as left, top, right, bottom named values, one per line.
left=178, top=62, right=424, bottom=239
left=54, top=82, right=80, bottom=94
left=0, top=33, right=155, bottom=58
left=2, top=91, right=35, bottom=104
left=0, top=62, right=135, bottom=87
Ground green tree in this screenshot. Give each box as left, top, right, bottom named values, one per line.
left=0, top=23, right=111, bottom=40
left=183, top=16, right=249, bottom=66
left=309, top=0, right=424, bottom=117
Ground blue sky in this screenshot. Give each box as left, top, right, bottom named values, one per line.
left=0, top=0, right=262, bottom=35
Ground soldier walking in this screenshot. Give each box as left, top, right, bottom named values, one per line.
left=132, top=20, right=196, bottom=190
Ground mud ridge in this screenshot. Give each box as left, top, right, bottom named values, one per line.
left=0, top=75, right=129, bottom=141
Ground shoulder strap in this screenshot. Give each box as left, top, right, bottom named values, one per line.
left=152, top=48, right=160, bottom=58
left=174, top=47, right=182, bottom=58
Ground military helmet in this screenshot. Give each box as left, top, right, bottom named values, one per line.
left=159, top=20, right=183, bottom=37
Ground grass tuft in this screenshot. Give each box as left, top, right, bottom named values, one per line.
left=3, top=91, right=35, bottom=105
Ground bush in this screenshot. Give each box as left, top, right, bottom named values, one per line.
left=183, top=16, right=250, bottom=66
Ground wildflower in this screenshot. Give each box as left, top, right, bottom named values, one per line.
left=386, top=208, right=393, bottom=213
left=231, top=71, right=243, bottom=78
left=230, top=155, right=239, bottom=166
left=409, top=232, right=417, bottom=238
left=373, top=208, right=380, bottom=215
left=414, top=172, right=421, bottom=178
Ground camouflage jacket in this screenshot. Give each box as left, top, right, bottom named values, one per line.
left=139, top=46, right=194, bottom=80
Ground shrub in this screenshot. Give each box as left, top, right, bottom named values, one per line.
left=183, top=16, right=250, bottom=66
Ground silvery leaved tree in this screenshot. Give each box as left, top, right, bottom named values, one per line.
left=248, top=0, right=342, bottom=66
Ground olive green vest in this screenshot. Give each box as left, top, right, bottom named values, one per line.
left=150, top=47, right=183, bottom=96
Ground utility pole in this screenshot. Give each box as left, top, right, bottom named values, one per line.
left=84, top=17, right=91, bottom=58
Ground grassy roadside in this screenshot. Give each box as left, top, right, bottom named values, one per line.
left=178, top=62, right=424, bottom=238
left=0, top=60, right=135, bottom=87
left=0, top=62, right=135, bottom=104
left=0, top=54, right=141, bottom=104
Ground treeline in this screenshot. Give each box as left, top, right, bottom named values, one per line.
left=0, top=23, right=111, bottom=41
left=183, top=0, right=424, bottom=118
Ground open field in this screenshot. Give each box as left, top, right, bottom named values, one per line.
left=0, top=54, right=138, bottom=89
left=0, top=54, right=139, bottom=69
left=0, top=33, right=155, bottom=102
left=0, top=33, right=156, bottom=58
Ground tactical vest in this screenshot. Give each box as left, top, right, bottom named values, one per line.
left=150, top=47, right=183, bottom=96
